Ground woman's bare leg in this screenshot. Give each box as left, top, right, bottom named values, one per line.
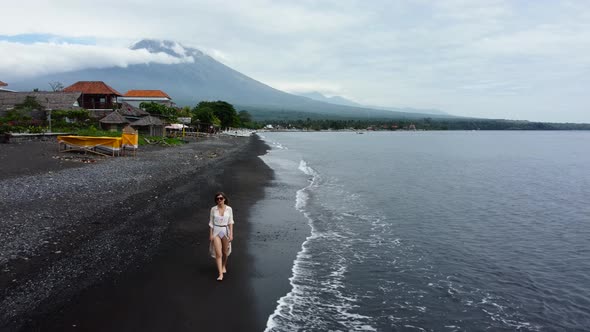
left=221, top=236, right=230, bottom=273
left=213, top=236, right=224, bottom=280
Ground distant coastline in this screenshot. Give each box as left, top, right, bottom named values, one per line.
left=255, top=117, right=590, bottom=131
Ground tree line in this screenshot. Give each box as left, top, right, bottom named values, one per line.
left=2, top=98, right=258, bottom=134
left=140, top=100, right=255, bottom=129
left=3, top=95, right=589, bottom=135
left=261, top=118, right=590, bottom=131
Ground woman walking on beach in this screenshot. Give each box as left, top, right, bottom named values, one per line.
left=209, top=192, right=234, bottom=281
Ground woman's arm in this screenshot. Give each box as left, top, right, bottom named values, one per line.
left=209, top=207, right=215, bottom=228
left=229, top=208, right=234, bottom=241
left=209, top=207, right=215, bottom=241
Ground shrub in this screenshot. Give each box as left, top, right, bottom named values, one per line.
left=140, top=136, right=184, bottom=146
left=75, top=127, right=122, bottom=137
left=27, top=126, right=46, bottom=134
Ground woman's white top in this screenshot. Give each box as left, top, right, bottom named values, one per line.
left=209, top=205, right=235, bottom=229
left=209, top=205, right=234, bottom=258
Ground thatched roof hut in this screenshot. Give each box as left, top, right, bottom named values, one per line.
left=119, top=102, right=150, bottom=121
left=100, top=110, right=129, bottom=124
left=99, top=110, right=129, bottom=131
left=131, top=115, right=163, bottom=126
left=0, top=91, right=82, bottom=119
left=130, top=115, right=165, bottom=137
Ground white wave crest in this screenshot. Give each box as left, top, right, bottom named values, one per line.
left=297, top=159, right=315, bottom=176
left=295, top=190, right=308, bottom=211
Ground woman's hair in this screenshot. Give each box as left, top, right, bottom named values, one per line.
left=214, top=192, right=229, bottom=204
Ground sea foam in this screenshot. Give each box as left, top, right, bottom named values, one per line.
left=265, top=158, right=378, bottom=332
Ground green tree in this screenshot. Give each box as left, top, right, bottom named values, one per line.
left=191, top=101, right=219, bottom=126
left=238, top=110, right=252, bottom=124
left=177, top=106, right=192, bottom=117
left=212, top=101, right=238, bottom=129
left=0, top=96, right=43, bottom=133
left=237, top=110, right=259, bottom=128
left=140, top=102, right=177, bottom=121
left=15, top=96, right=44, bottom=112
left=7, top=96, right=42, bottom=121
left=192, top=101, right=238, bottom=129
left=51, top=109, right=90, bottom=130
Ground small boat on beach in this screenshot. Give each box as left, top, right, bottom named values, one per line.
left=221, top=129, right=257, bottom=137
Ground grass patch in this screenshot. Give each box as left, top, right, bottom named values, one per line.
left=75, top=128, right=122, bottom=137
left=140, top=136, right=185, bottom=146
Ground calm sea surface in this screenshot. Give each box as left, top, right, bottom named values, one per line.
left=255, top=131, right=590, bottom=331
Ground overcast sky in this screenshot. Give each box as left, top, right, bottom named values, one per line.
left=2, top=0, right=590, bottom=122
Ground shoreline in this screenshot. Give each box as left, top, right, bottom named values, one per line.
left=0, top=135, right=276, bottom=331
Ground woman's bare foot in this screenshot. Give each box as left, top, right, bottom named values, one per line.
left=222, top=267, right=227, bottom=274
left=217, top=275, right=223, bottom=281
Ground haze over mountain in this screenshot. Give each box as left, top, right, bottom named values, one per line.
left=297, top=91, right=363, bottom=108
left=9, top=39, right=454, bottom=120
left=298, top=91, right=449, bottom=116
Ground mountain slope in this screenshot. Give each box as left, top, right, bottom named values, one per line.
left=299, top=91, right=449, bottom=116
left=297, top=91, right=363, bottom=108
left=9, top=39, right=453, bottom=119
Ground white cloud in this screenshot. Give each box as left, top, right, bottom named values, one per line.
left=204, top=48, right=233, bottom=64
left=470, top=24, right=590, bottom=58
left=0, top=41, right=193, bottom=80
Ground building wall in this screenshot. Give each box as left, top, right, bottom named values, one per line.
left=81, top=94, right=118, bottom=110
left=119, top=97, right=173, bottom=108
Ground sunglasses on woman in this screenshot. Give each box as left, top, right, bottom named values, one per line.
left=216, top=196, right=224, bottom=201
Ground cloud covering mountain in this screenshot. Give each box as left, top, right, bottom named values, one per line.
left=0, top=39, right=193, bottom=79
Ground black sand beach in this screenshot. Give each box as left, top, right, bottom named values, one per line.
left=0, top=135, right=281, bottom=331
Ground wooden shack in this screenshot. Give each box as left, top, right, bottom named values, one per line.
left=99, top=110, right=130, bottom=131
left=130, top=115, right=165, bottom=137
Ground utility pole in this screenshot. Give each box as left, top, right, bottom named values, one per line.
left=48, top=110, right=52, bottom=133
left=45, top=97, right=52, bottom=133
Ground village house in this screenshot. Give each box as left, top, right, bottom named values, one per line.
left=119, top=90, right=174, bottom=108
left=130, top=115, right=165, bottom=137
left=118, top=101, right=150, bottom=122
left=99, top=110, right=130, bottom=131
left=63, top=81, right=122, bottom=118
left=0, top=81, right=16, bottom=93
left=0, top=91, right=82, bottom=119
left=1, top=80, right=171, bottom=138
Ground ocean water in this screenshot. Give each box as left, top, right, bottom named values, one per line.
left=255, top=131, right=590, bottom=332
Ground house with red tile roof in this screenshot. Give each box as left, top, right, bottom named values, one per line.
left=63, top=81, right=122, bottom=114
left=0, top=81, right=16, bottom=93
left=119, top=90, right=174, bottom=108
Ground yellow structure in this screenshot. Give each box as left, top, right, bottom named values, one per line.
left=58, top=136, right=122, bottom=157
left=122, top=125, right=139, bottom=156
